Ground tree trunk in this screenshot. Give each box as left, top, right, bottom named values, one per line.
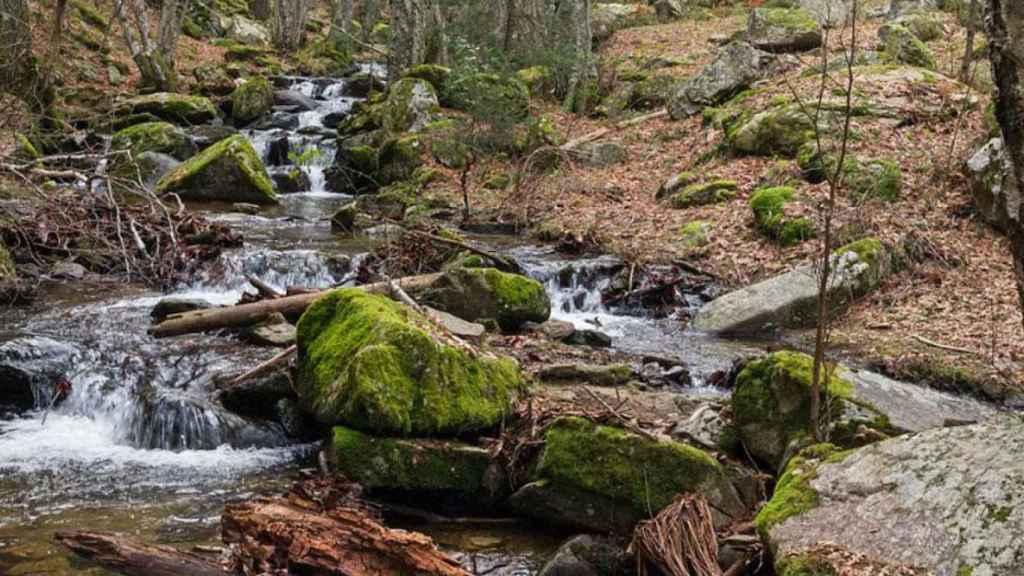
left=54, top=531, right=224, bottom=576
left=251, top=0, right=271, bottom=21
left=0, top=0, right=56, bottom=117
left=388, top=0, right=430, bottom=83
left=158, top=0, right=185, bottom=68
left=113, top=0, right=177, bottom=92
left=272, top=0, right=311, bottom=50
left=562, top=0, right=595, bottom=114
left=222, top=497, right=470, bottom=576
left=359, top=0, right=380, bottom=40
left=329, top=0, right=354, bottom=50
left=986, top=0, right=1024, bottom=327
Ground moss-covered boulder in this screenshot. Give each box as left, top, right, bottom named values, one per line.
left=731, top=105, right=816, bottom=157
left=325, top=139, right=380, bottom=194
left=879, top=23, right=936, bottom=70
left=230, top=76, right=274, bottom=126
left=893, top=12, right=943, bottom=41
left=670, top=180, right=738, bottom=208
left=516, top=66, right=553, bottom=97
left=382, top=78, right=439, bottom=134
left=295, top=289, right=525, bottom=435
left=628, top=74, right=676, bottom=110
left=538, top=363, right=634, bottom=387
left=421, top=268, right=551, bottom=332
left=376, top=135, right=424, bottom=187
left=747, top=7, right=822, bottom=53
left=512, top=417, right=749, bottom=532
left=442, top=73, right=531, bottom=120
left=154, top=134, right=277, bottom=204
left=110, top=122, right=196, bottom=161
left=846, top=159, right=903, bottom=201
left=329, top=426, right=505, bottom=500
left=680, top=220, right=712, bottom=248
left=656, top=171, right=697, bottom=200
left=404, top=64, right=451, bottom=93
left=750, top=186, right=815, bottom=246
left=115, top=92, right=219, bottom=125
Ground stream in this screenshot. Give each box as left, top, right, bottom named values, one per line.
left=0, top=73, right=761, bottom=575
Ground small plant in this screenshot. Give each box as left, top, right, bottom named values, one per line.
left=289, top=146, right=324, bottom=167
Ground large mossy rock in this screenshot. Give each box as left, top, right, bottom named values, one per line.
left=420, top=268, right=551, bottom=332
left=509, top=417, right=751, bottom=533
left=887, top=0, right=939, bottom=19
left=115, top=92, right=219, bottom=125
left=110, top=121, right=196, bottom=161
left=295, top=289, right=525, bottom=435
left=591, top=3, right=657, bottom=43
left=966, top=137, right=1020, bottom=234
left=668, top=41, right=773, bottom=118
left=442, top=73, right=531, bottom=121
left=329, top=426, right=504, bottom=500
left=230, top=76, right=274, bottom=126
left=761, top=419, right=1024, bottom=575
left=669, top=180, right=738, bottom=209
left=747, top=7, right=823, bottom=53
left=879, top=22, right=937, bottom=70
left=749, top=186, right=815, bottom=246
left=382, top=77, right=439, bottom=134
left=730, top=351, right=996, bottom=471
left=692, top=238, right=891, bottom=334
left=730, top=105, right=816, bottom=157
left=154, top=134, right=278, bottom=204
left=227, top=15, right=269, bottom=45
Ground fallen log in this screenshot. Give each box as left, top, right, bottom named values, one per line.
left=222, top=497, right=469, bottom=576
left=148, top=273, right=441, bottom=338
left=54, top=531, right=224, bottom=576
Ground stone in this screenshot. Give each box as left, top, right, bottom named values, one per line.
left=748, top=186, right=815, bottom=246
left=747, top=7, right=823, bottom=53
left=672, top=403, right=727, bottom=451
left=538, top=363, right=634, bottom=387
left=382, top=78, right=439, bottom=134
left=330, top=201, right=359, bottom=233
left=887, top=0, right=939, bottom=19
left=243, top=313, right=296, bottom=347
left=424, top=306, right=486, bottom=339
left=227, top=15, right=269, bottom=45
left=271, top=170, right=311, bottom=194
left=670, top=180, right=738, bottom=209
left=730, top=351, right=996, bottom=471
left=404, top=64, right=452, bottom=93
left=966, top=137, right=1020, bottom=234
left=591, top=3, right=656, bottom=44
left=535, top=319, right=576, bottom=341
left=329, top=427, right=505, bottom=500
left=420, top=268, right=551, bottom=332
left=564, top=330, right=613, bottom=348
left=668, top=42, right=774, bottom=119
left=762, top=419, right=1024, bottom=575
left=218, top=371, right=293, bottom=420
left=441, top=73, right=531, bottom=121
left=692, top=238, right=891, bottom=334
left=155, top=134, right=279, bottom=205
left=578, top=142, right=627, bottom=167
left=231, top=76, right=275, bottom=126
left=656, top=171, right=697, bottom=201
left=879, top=22, right=937, bottom=69
left=294, top=289, right=525, bottom=435
left=110, top=121, right=196, bottom=161
left=362, top=223, right=406, bottom=239
left=114, top=92, right=219, bottom=125
left=133, top=152, right=182, bottom=190
left=797, top=0, right=852, bottom=27
left=0, top=336, right=79, bottom=413
left=273, top=89, right=318, bottom=111
left=232, top=202, right=261, bottom=214
left=539, top=535, right=629, bottom=576
left=151, top=297, right=212, bottom=322
left=107, top=64, right=124, bottom=86
left=893, top=11, right=944, bottom=41
left=731, top=106, right=816, bottom=157
left=189, top=125, right=239, bottom=150
left=507, top=479, right=643, bottom=534
left=51, top=261, right=87, bottom=280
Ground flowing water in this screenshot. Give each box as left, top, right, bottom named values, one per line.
left=0, top=73, right=760, bottom=575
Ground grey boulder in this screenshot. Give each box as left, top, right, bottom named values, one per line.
left=668, top=42, right=774, bottom=119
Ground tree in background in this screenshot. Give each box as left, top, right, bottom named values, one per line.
left=272, top=0, right=312, bottom=50
left=112, top=0, right=180, bottom=92
left=329, top=0, right=354, bottom=50
left=986, top=0, right=1024, bottom=326
left=1, top=0, right=58, bottom=121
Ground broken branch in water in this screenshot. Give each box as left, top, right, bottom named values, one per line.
left=604, top=275, right=705, bottom=306
left=224, top=345, right=297, bottom=388
left=246, top=274, right=284, bottom=299
left=409, top=230, right=522, bottom=274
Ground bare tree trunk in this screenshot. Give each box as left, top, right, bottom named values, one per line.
left=562, top=0, right=595, bottom=114
left=55, top=531, right=224, bottom=576
left=329, top=0, right=354, bottom=49
left=960, top=0, right=978, bottom=82
left=272, top=0, right=311, bottom=50
left=113, top=0, right=177, bottom=92
left=0, top=0, right=56, bottom=117
left=986, top=0, right=1024, bottom=327
left=359, top=0, right=380, bottom=41
left=251, top=0, right=271, bottom=20
left=158, top=0, right=185, bottom=67
left=388, top=0, right=429, bottom=83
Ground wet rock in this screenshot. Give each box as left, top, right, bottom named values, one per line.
left=761, top=420, right=1024, bottom=575
left=110, top=122, right=196, bottom=162
left=362, top=223, right=406, bottom=239
left=342, top=72, right=386, bottom=98
left=0, top=337, right=78, bottom=412
left=329, top=201, right=359, bottom=233
left=188, top=125, right=238, bottom=150
left=275, top=397, right=320, bottom=440
left=50, top=261, right=88, bottom=280
left=663, top=365, right=692, bottom=385
left=151, top=297, right=212, bottom=322
left=967, top=137, right=1020, bottom=234
left=329, top=426, right=505, bottom=501
left=563, top=329, right=613, bottom=348
left=218, top=370, right=293, bottom=420
left=747, top=7, right=823, bottom=53
left=879, top=22, right=936, bottom=69
left=266, top=135, right=290, bottom=166
left=539, top=363, right=634, bottom=387
left=693, top=238, right=892, bottom=334
left=243, top=312, right=296, bottom=347
left=533, top=319, right=576, bottom=341
left=731, top=351, right=997, bottom=471
left=133, top=152, right=181, bottom=190
left=419, top=268, right=551, bottom=332
left=672, top=403, right=727, bottom=450
left=231, top=76, right=275, bottom=126
left=381, top=78, right=439, bottom=134
left=114, top=92, right=219, bottom=125
left=668, top=41, right=774, bottom=118
left=507, top=480, right=644, bottom=535
left=232, top=202, right=261, bottom=215
left=273, top=89, right=318, bottom=111
left=321, top=111, right=348, bottom=129
left=155, top=134, right=279, bottom=205
left=294, top=289, right=525, bottom=435
left=539, top=535, right=629, bottom=576
left=254, top=113, right=300, bottom=131
left=271, top=170, right=311, bottom=194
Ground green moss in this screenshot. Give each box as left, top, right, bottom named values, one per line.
left=538, top=417, right=726, bottom=514
left=484, top=172, right=511, bottom=190
left=759, top=6, right=818, bottom=31
left=13, top=132, right=40, bottom=160
left=230, top=76, right=274, bottom=125
left=330, top=426, right=497, bottom=496
left=377, top=136, right=424, bottom=186
left=383, top=78, right=439, bottom=134
left=516, top=66, right=552, bottom=97
left=443, top=73, right=531, bottom=120
left=295, top=289, right=525, bottom=435
left=155, top=134, right=277, bottom=204
left=110, top=121, right=190, bottom=159
left=750, top=187, right=815, bottom=246
left=671, top=180, right=738, bottom=208
left=71, top=0, right=109, bottom=30
left=958, top=566, right=975, bottom=576
left=117, top=93, right=219, bottom=125
left=538, top=363, right=634, bottom=386
left=680, top=220, right=711, bottom=248
left=629, top=75, right=675, bottom=110
left=895, top=13, right=943, bottom=42
left=775, top=552, right=839, bottom=576
left=431, top=137, right=472, bottom=169
left=835, top=237, right=884, bottom=269
left=880, top=23, right=937, bottom=70
left=846, top=159, right=902, bottom=201
left=424, top=268, right=550, bottom=332
left=756, top=443, right=847, bottom=539
left=731, top=106, right=816, bottom=157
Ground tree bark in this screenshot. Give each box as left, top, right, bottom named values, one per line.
left=359, top=0, right=380, bottom=40
left=54, top=531, right=224, bottom=576
left=388, top=0, right=429, bottom=83
left=329, top=0, right=354, bottom=49
left=222, top=497, right=469, bottom=576
left=251, top=0, right=272, bottom=21
left=561, top=0, right=595, bottom=114
left=113, top=0, right=177, bottom=92
left=986, top=0, right=1024, bottom=327
left=158, top=0, right=185, bottom=68
left=0, top=0, right=56, bottom=117
left=272, top=0, right=312, bottom=50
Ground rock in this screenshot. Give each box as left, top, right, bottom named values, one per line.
left=591, top=3, right=656, bottom=44
left=404, top=64, right=452, bottom=93
left=243, top=313, right=296, bottom=347
left=538, top=535, right=629, bottom=576
left=232, top=202, right=261, bottom=214
left=887, top=0, right=939, bottom=19
left=382, top=78, right=439, bottom=134
left=441, top=73, right=531, bottom=120
left=966, top=138, right=1020, bottom=234
left=564, top=329, right=613, bottom=348
left=133, top=152, right=182, bottom=190
left=420, top=268, right=551, bottom=332
left=730, top=351, right=996, bottom=470
left=342, top=71, right=386, bottom=98
left=515, top=417, right=751, bottom=532
left=362, top=223, right=406, bottom=239
left=692, top=238, right=891, bottom=335
left=294, top=289, right=525, bottom=435
left=879, top=22, right=937, bottom=69
left=218, top=370, right=293, bottom=420
left=893, top=11, right=943, bottom=41
left=538, top=363, right=634, bottom=387
left=0, top=336, right=79, bottom=413
left=330, top=201, right=359, bottom=233
left=627, top=74, right=676, bottom=110
left=155, top=134, right=279, bottom=205
left=110, top=121, right=196, bottom=161
left=425, top=307, right=487, bottom=339
left=193, top=63, right=236, bottom=96
left=51, top=261, right=87, bottom=280
left=273, top=89, right=318, bottom=111
left=748, top=186, right=815, bottom=246
left=228, top=15, right=269, bottom=45
left=578, top=142, right=626, bottom=167
left=534, top=319, right=576, bottom=341
left=114, top=93, right=219, bottom=125
left=747, top=7, right=823, bottom=53
left=329, top=427, right=505, bottom=501
left=670, top=180, right=738, bottom=209
left=679, top=220, right=712, bottom=248
left=271, top=170, right=311, bottom=194
left=231, top=76, right=275, bottom=126
left=321, top=111, right=348, bottom=129
left=375, top=135, right=424, bottom=188
left=188, top=125, right=239, bottom=150
left=431, top=137, right=473, bottom=169
left=151, top=297, right=212, bottom=322
left=656, top=171, right=697, bottom=201
left=507, top=479, right=643, bottom=534
left=731, top=105, right=816, bottom=157
left=275, top=397, right=319, bottom=439
left=266, top=136, right=290, bottom=166
left=255, top=113, right=300, bottom=131
left=761, top=419, right=1024, bottom=575
left=107, top=64, right=124, bottom=86
left=672, top=403, right=727, bottom=451
left=653, top=0, right=686, bottom=21
left=797, top=0, right=852, bottom=27
left=668, top=41, right=774, bottom=119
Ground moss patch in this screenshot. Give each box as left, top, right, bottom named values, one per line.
left=750, top=187, right=815, bottom=246
left=423, top=268, right=550, bottom=332
left=116, top=92, right=219, bottom=125
left=230, top=76, right=274, bottom=125
left=880, top=23, right=937, bottom=70
left=731, top=105, right=817, bottom=157
left=110, top=121, right=193, bottom=160
left=155, top=134, right=277, bottom=204
left=671, top=180, right=738, bottom=208
left=295, top=289, right=525, bottom=435
left=680, top=220, right=712, bottom=248
left=756, top=443, right=849, bottom=540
